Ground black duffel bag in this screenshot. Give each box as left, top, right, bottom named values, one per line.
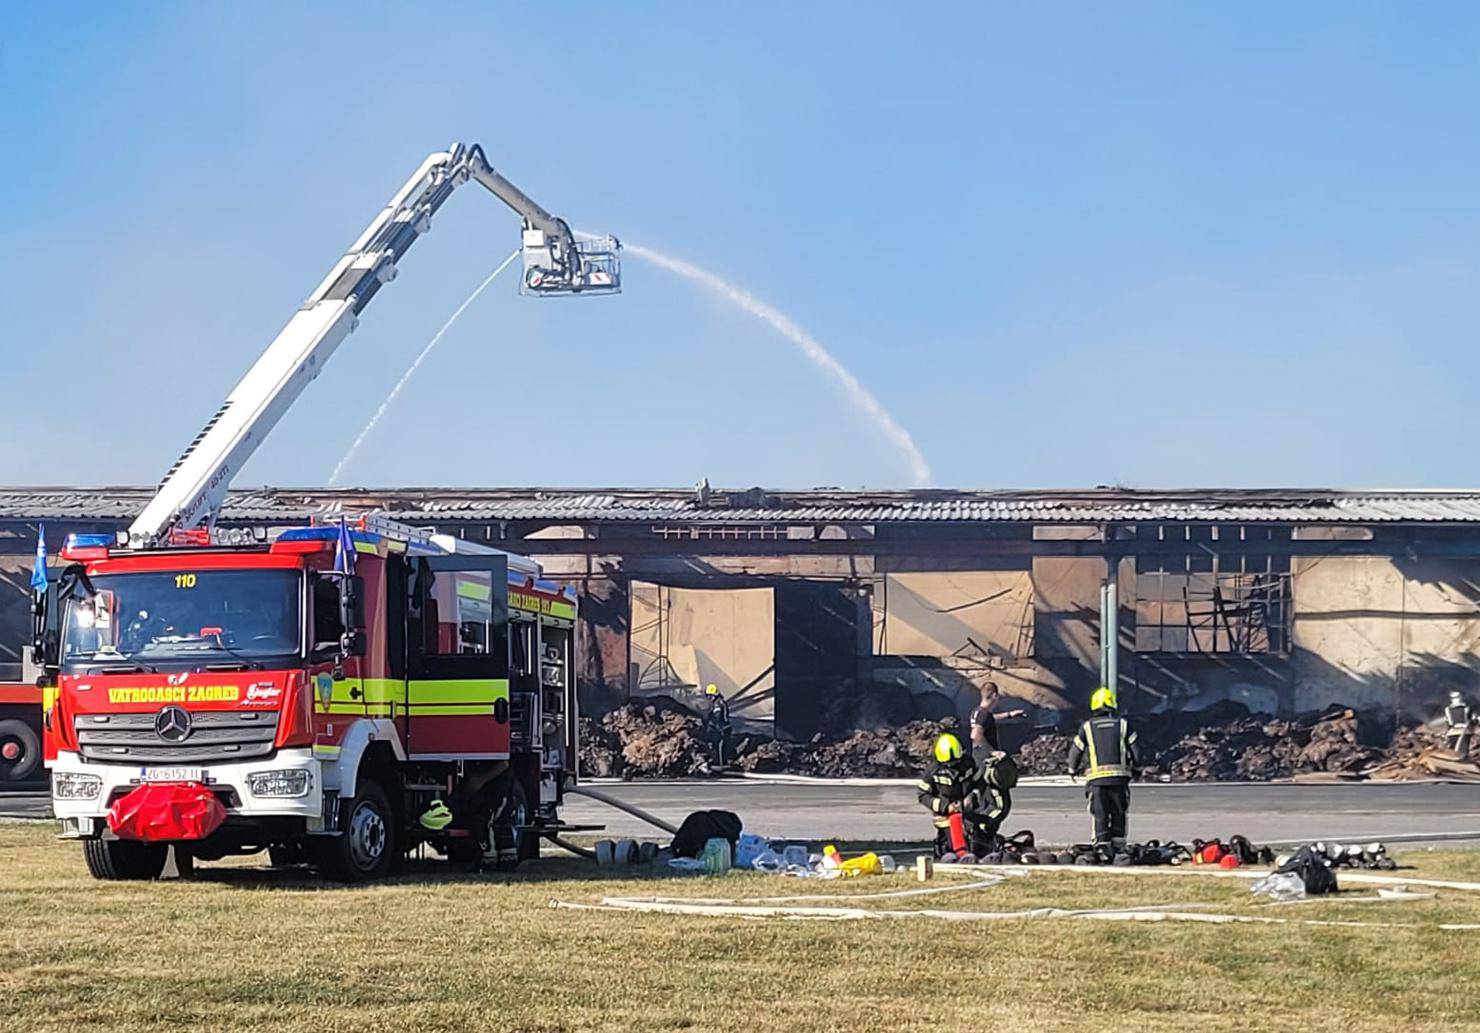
left=670, top=809, right=743, bottom=858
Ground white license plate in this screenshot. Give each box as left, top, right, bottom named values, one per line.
left=139, top=767, right=204, bottom=783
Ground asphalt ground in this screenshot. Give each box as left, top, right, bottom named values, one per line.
left=7, top=780, right=1477, bottom=849
left=563, top=779, right=1480, bottom=848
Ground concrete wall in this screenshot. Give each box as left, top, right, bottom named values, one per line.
left=628, top=581, right=776, bottom=733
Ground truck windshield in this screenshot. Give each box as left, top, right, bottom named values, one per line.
left=62, top=569, right=301, bottom=668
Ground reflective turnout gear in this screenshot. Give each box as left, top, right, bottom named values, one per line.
left=934, top=733, right=963, bottom=764
left=917, top=756, right=980, bottom=858
left=1087, top=782, right=1130, bottom=847
left=1090, top=686, right=1117, bottom=712
left=1068, top=714, right=1139, bottom=783
left=704, top=691, right=733, bottom=768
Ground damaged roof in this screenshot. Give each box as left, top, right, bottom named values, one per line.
left=2, top=486, right=1480, bottom=525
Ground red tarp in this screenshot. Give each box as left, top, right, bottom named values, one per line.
left=107, top=783, right=226, bottom=842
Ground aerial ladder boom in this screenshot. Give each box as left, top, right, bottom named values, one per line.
left=127, top=143, right=619, bottom=547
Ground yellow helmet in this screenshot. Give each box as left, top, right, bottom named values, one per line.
left=418, top=799, right=453, bottom=831
left=933, top=733, right=963, bottom=763
left=1090, top=686, right=1118, bottom=711
left=705, top=683, right=719, bottom=696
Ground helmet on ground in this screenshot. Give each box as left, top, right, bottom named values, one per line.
left=1090, top=686, right=1118, bottom=711
left=705, top=683, right=719, bottom=696
left=933, top=733, right=964, bottom=763
left=419, top=799, right=453, bottom=831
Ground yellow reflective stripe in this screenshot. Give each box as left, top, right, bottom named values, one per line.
left=1084, top=720, right=1128, bottom=780
left=457, top=579, right=492, bottom=602
left=408, top=679, right=509, bottom=705
left=313, top=744, right=341, bottom=757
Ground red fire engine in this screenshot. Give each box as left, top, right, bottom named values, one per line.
left=0, top=668, right=43, bottom=786
left=32, top=144, right=619, bottom=880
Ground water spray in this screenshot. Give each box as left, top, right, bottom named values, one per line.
left=329, top=248, right=522, bottom=485
left=622, top=242, right=933, bottom=486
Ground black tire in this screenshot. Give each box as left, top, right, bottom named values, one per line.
left=0, top=718, right=41, bottom=784
left=315, top=778, right=396, bottom=882
left=170, top=845, right=196, bottom=879
left=83, top=839, right=168, bottom=881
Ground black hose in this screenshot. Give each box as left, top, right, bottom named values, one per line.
left=550, top=835, right=597, bottom=861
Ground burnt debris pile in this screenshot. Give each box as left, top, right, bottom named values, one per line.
left=578, top=697, right=1479, bottom=782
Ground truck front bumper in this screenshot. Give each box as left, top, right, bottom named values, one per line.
left=50, top=749, right=324, bottom=838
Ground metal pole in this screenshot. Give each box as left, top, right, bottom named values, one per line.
left=1100, top=559, right=1119, bottom=692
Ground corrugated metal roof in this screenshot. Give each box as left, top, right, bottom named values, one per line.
left=3, top=487, right=1480, bottom=524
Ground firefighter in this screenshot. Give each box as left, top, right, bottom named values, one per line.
left=1445, top=691, right=1475, bottom=760
left=1067, top=687, right=1139, bottom=855
left=964, top=752, right=1017, bottom=856
left=703, top=683, right=733, bottom=770
left=916, top=733, right=981, bottom=858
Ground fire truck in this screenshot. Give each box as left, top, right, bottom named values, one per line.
left=32, top=143, right=619, bottom=880
left=0, top=660, right=44, bottom=786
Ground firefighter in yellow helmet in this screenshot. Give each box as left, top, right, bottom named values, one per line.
left=916, top=732, right=982, bottom=859
left=1067, top=686, right=1140, bottom=856
left=702, top=683, right=733, bottom=770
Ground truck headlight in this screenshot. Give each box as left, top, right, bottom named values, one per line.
left=246, top=770, right=311, bottom=798
left=53, top=772, right=103, bottom=800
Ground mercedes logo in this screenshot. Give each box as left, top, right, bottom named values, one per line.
left=154, top=706, right=193, bottom=743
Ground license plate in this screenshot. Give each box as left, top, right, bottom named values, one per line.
left=139, top=767, right=204, bottom=783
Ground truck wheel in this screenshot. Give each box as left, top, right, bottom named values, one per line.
left=83, top=839, right=168, bottom=881
left=316, top=778, right=396, bottom=882
left=0, top=718, right=41, bottom=784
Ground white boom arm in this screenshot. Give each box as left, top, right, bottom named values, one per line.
left=128, top=143, right=620, bottom=547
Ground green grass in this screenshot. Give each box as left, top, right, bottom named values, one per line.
left=3, top=823, right=1480, bottom=1032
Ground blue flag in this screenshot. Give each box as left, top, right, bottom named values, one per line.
left=333, top=517, right=357, bottom=576
left=30, top=524, right=47, bottom=592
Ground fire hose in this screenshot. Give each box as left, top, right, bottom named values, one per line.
left=565, top=785, right=680, bottom=836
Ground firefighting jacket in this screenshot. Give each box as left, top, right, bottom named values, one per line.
left=916, top=759, right=981, bottom=828
left=1445, top=702, right=1473, bottom=731
left=1067, top=714, right=1139, bottom=784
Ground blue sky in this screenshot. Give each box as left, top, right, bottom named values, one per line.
left=3, top=3, right=1479, bottom=490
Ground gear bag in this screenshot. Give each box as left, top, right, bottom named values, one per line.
left=1276, top=844, right=1339, bottom=896
left=670, top=809, right=743, bottom=858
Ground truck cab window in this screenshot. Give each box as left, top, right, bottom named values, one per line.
left=312, top=576, right=344, bottom=653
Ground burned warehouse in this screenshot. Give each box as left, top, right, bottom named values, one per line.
left=3, top=485, right=1479, bottom=781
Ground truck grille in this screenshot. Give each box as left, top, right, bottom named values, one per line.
left=75, top=710, right=280, bottom=764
